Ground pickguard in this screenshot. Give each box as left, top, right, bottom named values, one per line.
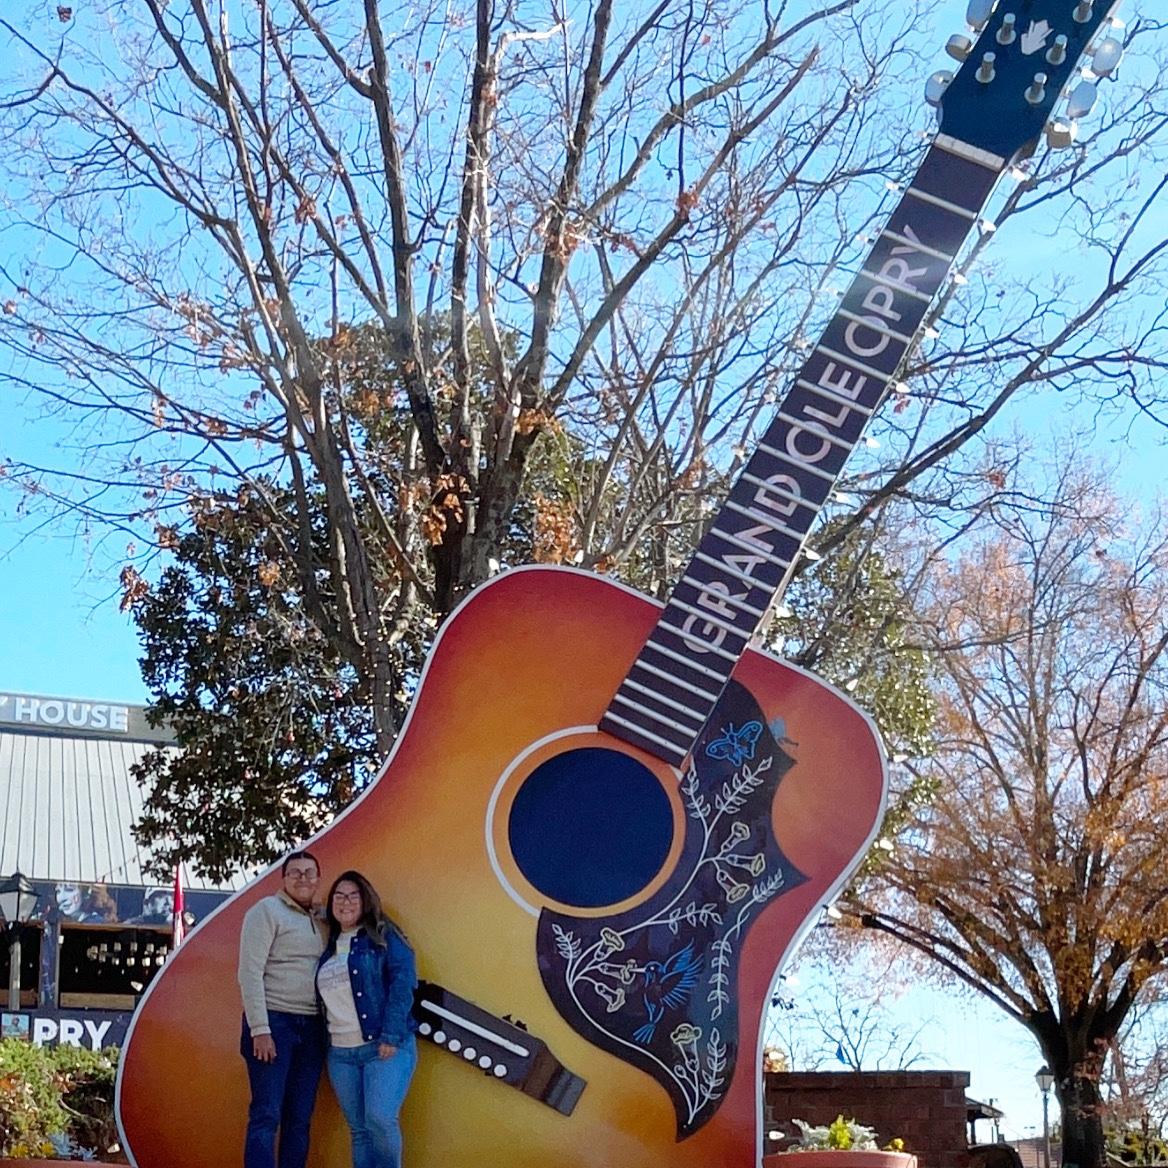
left=536, top=679, right=805, bottom=1138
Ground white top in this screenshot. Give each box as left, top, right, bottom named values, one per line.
left=315, top=930, right=364, bottom=1048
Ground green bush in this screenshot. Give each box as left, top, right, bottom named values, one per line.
left=0, top=1038, right=65, bottom=1159
left=0, top=1039, right=120, bottom=1161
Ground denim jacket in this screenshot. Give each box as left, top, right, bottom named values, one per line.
left=316, top=923, right=418, bottom=1047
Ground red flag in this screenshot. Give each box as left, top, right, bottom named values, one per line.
left=171, top=864, right=185, bottom=948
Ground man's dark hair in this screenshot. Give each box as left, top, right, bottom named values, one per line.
left=281, top=850, right=321, bottom=876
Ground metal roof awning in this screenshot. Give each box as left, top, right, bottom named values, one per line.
left=967, top=1098, right=1005, bottom=1122
left=0, top=692, right=245, bottom=892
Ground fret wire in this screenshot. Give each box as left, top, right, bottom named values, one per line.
left=795, top=378, right=874, bottom=418
left=644, top=636, right=737, bottom=677
left=601, top=711, right=689, bottom=758
left=694, top=551, right=780, bottom=591
left=620, top=677, right=711, bottom=723
left=812, top=344, right=893, bottom=385
left=644, top=635, right=733, bottom=682
left=834, top=308, right=914, bottom=346
left=666, top=596, right=755, bottom=641
left=737, top=473, right=820, bottom=516
left=854, top=268, right=932, bottom=304
left=628, top=657, right=720, bottom=702
left=755, top=442, right=838, bottom=483
left=706, top=525, right=794, bottom=570
left=655, top=620, right=741, bottom=663
left=774, top=411, right=854, bottom=453
left=679, top=573, right=767, bottom=619
left=904, top=184, right=978, bottom=220
left=724, top=499, right=807, bottom=545
left=878, top=227, right=954, bottom=264
left=610, top=692, right=706, bottom=735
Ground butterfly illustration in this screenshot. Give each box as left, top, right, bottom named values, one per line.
left=705, top=719, right=764, bottom=766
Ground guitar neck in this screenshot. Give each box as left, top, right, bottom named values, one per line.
left=601, top=134, right=1005, bottom=766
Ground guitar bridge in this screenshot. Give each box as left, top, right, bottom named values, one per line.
left=413, top=981, right=586, bottom=1116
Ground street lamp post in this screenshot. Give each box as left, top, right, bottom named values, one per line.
left=1036, top=1065, right=1055, bottom=1168
left=0, top=871, right=40, bottom=1011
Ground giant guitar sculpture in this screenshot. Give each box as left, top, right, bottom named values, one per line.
left=118, top=3, right=1126, bottom=1165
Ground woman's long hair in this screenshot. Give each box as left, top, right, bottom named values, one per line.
left=324, top=870, right=408, bottom=948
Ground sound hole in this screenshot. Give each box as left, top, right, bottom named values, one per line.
left=507, top=747, right=673, bottom=909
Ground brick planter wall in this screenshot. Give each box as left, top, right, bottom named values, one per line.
left=765, top=1070, right=971, bottom=1168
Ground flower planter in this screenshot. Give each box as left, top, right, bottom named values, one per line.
left=764, top=1151, right=917, bottom=1168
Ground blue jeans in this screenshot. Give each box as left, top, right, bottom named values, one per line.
left=327, top=1036, right=418, bottom=1168
left=241, top=1011, right=326, bottom=1168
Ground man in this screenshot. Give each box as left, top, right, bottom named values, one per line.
left=238, top=850, right=327, bottom=1168
left=127, top=887, right=173, bottom=924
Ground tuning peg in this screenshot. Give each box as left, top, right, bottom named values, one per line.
left=1066, top=79, right=1099, bottom=118
left=1046, top=118, right=1079, bottom=148
left=1025, top=73, right=1048, bottom=105
left=946, top=34, right=973, bottom=61
left=925, top=70, right=954, bottom=107
left=966, top=0, right=997, bottom=31
left=1046, top=35, right=1068, bottom=65
left=976, top=52, right=997, bottom=84
left=997, top=13, right=1017, bottom=44
left=1073, top=1, right=1094, bottom=22
left=1092, top=37, right=1124, bottom=76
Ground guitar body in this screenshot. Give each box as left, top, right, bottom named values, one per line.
left=117, top=566, right=886, bottom=1168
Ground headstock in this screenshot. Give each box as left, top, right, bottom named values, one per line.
left=925, top=0, right=1125, bottom=160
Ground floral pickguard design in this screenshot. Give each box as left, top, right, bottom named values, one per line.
left=535, top=679, right=805, bottom=1138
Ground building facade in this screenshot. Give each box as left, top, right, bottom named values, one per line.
left=0, top=690, right=241, bottom=1048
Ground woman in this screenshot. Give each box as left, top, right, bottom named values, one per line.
left=316, top=870, right=418, bottom=1168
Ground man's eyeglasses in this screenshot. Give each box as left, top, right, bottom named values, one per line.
left=332, top=892, right=362, bottom=905
left=285, top=868, right=319, bottom=881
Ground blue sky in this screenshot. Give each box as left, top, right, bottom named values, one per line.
left=767, top=961, right=1057, bottom=1141
left=0, top=521, right=146, bottom=703
left=0, top=404, right=148, bottom=703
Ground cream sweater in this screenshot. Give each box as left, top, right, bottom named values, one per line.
left=238, top=891, right=326, bottom=1035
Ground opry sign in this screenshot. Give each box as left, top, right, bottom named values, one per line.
left=1, top=1009, right=130, bottom=1050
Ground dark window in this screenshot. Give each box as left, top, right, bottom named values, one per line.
left=58, top=925, right=171, bottom=1009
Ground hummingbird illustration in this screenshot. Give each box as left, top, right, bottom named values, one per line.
left=632, top=942, right=704, bottom=1044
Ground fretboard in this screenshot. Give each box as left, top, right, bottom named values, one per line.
left=601, top=134, right=1004, bottom=766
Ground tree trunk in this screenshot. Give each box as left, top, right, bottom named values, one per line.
left=443, top=432, right=539, bottom=613
left=367, top=634, right=400, bottom=758
left=1057, top=1066, right=1107, bottom=1168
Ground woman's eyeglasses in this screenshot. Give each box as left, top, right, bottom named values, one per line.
left=332, top=892, right=362, bottom=905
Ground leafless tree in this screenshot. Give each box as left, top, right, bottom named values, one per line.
left=763, top=950, right=933, bottom=1072
left=850, top=456, right=1168, bottom=1168
left=1101, top=991, right=1168, bottom=1153
left=0, top=1, right=1166, bottom=756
